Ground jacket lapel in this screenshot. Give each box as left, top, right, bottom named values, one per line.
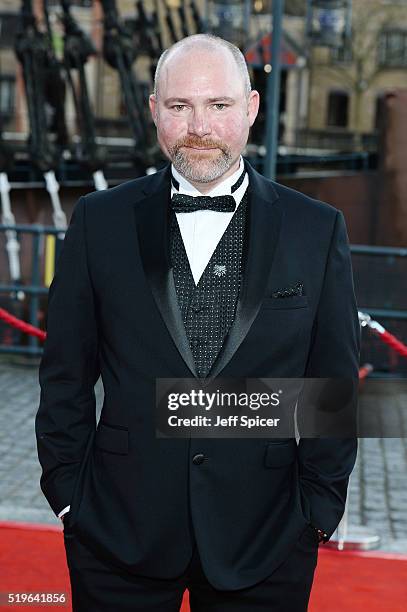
left=134, top=163, right=198, bottom=377
left=207, top=160, right=282, bottom=381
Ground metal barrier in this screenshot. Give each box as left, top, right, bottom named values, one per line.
left=351, top=245, right=407, bottom=376
left=0, top=223, right=64, bottom=357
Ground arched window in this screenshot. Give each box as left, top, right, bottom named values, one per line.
left=327, top=90, right=349, bottom=127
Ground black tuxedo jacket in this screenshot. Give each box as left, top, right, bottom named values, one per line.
left=35, top=158, right=360, bottom=590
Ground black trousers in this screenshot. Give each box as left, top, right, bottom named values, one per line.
left=63, top=525, right=319, bottom=612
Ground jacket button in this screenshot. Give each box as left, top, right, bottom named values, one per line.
left=192, top=453, right=205, bottom=465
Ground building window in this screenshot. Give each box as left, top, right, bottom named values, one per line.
left=331, top=42, right=353, bottom=64
left=327, top=90, right=349, bottom=127
left=374, top=92, right=388, bottom=131
left=0, top=76, right=15, bottom=118
left=378, top=29, right=407, bottom=67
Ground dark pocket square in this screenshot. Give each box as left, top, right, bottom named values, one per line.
left=271, top=281, right=304, bottom=299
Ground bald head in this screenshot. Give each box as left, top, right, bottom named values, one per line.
left=153, top=34, right=252, bottom=101
left=148, top=33, right=259, bottom=191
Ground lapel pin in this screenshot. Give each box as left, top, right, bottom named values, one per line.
left=213, top=264, right=227, bottom=277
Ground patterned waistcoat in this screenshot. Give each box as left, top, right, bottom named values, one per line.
left=170, top=187, right=248, bottom=378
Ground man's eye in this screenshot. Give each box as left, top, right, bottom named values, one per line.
left=172, top=105, right=186, bottom=111
left=214, top=103, right=227, bottom=110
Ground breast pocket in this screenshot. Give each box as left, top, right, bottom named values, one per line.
left=261, top=295, right=309, bottom=310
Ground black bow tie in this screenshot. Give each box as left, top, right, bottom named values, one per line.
left=170, top=166, right=246, bottom=213
left=171, top=193, right=236, bottom=213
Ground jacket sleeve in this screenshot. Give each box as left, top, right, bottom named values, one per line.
left=297, top=210, right=360, bottom=542
left=35, top=195, right=100, bottom=517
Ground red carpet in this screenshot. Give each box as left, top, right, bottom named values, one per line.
left=1, top=522, right=406, bottom=611
left=309, top=549, right=407, bottom=611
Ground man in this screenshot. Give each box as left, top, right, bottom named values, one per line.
left=35, top=34, right=360, bottom=611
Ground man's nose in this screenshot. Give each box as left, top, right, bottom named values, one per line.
left=187, top=109, right=211, bottom=137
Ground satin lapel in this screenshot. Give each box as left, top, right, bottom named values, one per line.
left=207, top=160, right=282, bottom=381
left=134, top=163, right=198, bottom=378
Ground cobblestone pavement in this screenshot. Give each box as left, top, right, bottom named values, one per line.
left=0, top=358, right=406, bottom=553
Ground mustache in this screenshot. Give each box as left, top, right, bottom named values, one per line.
left=174, top=137, right=228, bottom=152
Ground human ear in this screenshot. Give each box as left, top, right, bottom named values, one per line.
left=247, top=90, right=260, bottom=126
left=149, top=94, right=158, bottom=126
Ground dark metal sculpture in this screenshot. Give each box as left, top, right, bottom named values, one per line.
left=189, top=0, right=204, bottom=33
left=15, top=0, right=59, bottom=174
left=43, top=0, right=69, bottom=150
left=178, top=0, right=190, bottom=39
left=100, top=0, right=158, bottom=166
left=14, top=0, right=67, bottom=230
left=163, top=0, right=178, bottom=45
left=59, top=0, right=108, bottom=189
left=136, top=0, right=162, bottom=59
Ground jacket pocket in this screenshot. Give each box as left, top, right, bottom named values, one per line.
left=95, top=421, right=129, bottom=455
left=261, top=295, right=308, bottom=310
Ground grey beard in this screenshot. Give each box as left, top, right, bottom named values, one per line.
left=171, top=149, right=234, bottom=183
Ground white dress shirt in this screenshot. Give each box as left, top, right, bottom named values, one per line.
left=58, top=156, right=249, bottom=520
left=58, top=504, right=70, bottom=519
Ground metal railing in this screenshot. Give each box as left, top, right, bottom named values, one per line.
left=0, top=223, right=64, bottom=357
left=294, top=128, right=379, bottom=153
left=350, top=244, right=407, bottom=376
